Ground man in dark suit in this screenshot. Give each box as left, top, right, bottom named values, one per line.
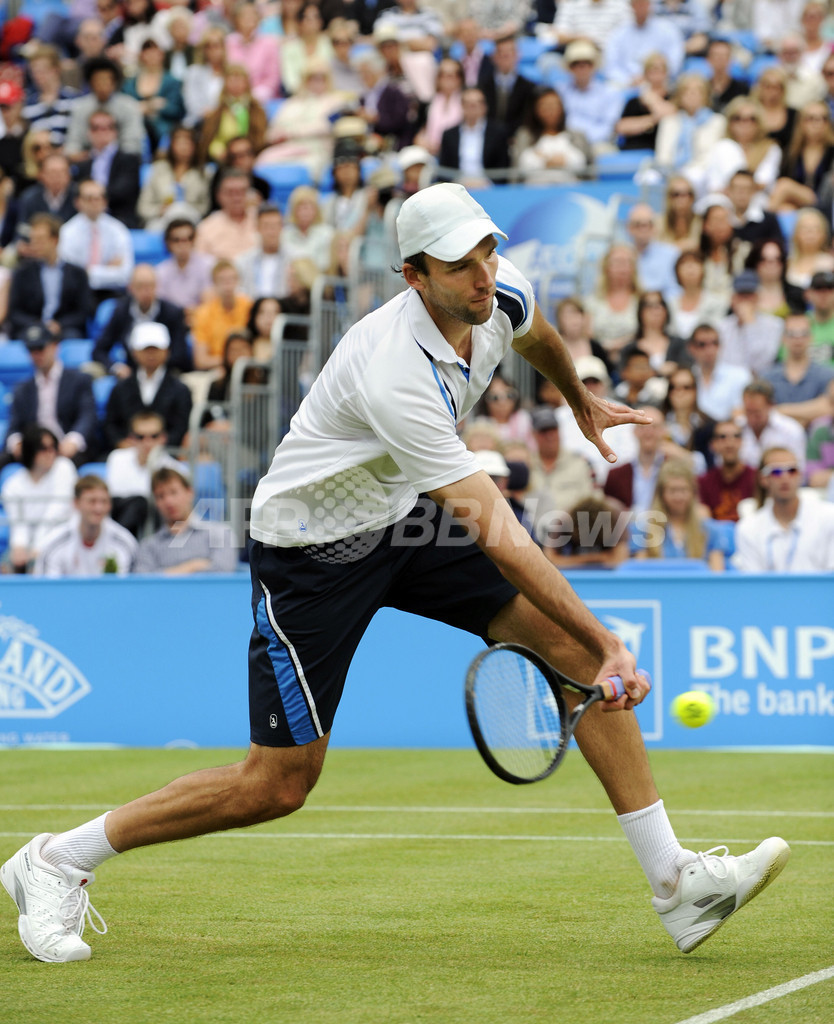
left=75, top=109, right=141, bottom=229
left=3, top=324, right=98, bottom=465
left=103, top=322, right=192, bottom=451
left=92, top=264, right=192, bottom=376
left=6, top=214, right=92, bottom=340
left=603, top=406, right=667, bottom=512
left=476, top=34, right=537, bottom=140
left=438, top=87, right=511, bottom=185
left=16, top=154, right=77, bottom=247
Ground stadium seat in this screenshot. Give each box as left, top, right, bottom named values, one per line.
left=777, top=210, right=798, bottom=242
left=0, top=463, right=23, bottom=489
left=264, top=98, right=284, bottom=122
left=256, top=163, right=313, bottom=209
left=129, top=229, right=167, bottom=265
left=19, top=0, right=67, bottom=30
left=58, top=338, right=94, bottom=368
left=194, top=460, right=226, bottom=521
left=596, top=150, right=655, bottom=180
left=92, top=375, right=117, bottom=417
left=77, top=462, right=108, bottom=481
left=746, top=54, right=779, bottom=84
left=0, top=341, right=32, bottom=387
left=615, top=557, right=712, bottom=573
left=88, top=297, right=118, bottom=341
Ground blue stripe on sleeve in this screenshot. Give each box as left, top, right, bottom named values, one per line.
left=495, top=281, right=529, bottom=331
left=255, top=595, right=318, bottom=745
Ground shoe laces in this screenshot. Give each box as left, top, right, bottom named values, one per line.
left=694, top=845, right=731, bottom=881
left=59, top=885, right=108, bottom=939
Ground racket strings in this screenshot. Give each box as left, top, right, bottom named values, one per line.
left=470, top=649, right=565, bottom=782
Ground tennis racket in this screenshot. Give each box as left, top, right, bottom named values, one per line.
left=465, top=642, right=648, bottom=785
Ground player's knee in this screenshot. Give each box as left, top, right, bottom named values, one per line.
left=235, top=767, right=314, bottom=824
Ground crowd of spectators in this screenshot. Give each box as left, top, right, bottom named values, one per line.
left=2, top=0, right=834, bottom=574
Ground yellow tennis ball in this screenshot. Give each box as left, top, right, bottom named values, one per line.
left=671, top=690, right=715, bottom=729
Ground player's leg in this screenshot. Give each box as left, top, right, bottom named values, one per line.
left=488, top=592, right=790, bottom=952
left=104, top=735, right=330, bottom=852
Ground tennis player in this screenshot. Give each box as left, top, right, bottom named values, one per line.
left=2, top=184, right=789, bottom=962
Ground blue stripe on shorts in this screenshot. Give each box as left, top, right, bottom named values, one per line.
left=255, top=594, right=319, bottom=745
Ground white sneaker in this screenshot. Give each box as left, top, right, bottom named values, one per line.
left=652, top=837, right=790, bottom=954
left=1, top=833, right=107, bottom=963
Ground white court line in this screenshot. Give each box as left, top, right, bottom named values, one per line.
left=0, top=804, right=831, bottom=817
left=673, top=965, right=834, bottom=1024
left=2, top=831, right=830, bottom=846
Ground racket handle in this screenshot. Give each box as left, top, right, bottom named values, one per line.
left=603, top=669, right=651, bottom=700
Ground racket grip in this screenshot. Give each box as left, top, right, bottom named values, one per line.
left=604, top=669, right=650, bottom=700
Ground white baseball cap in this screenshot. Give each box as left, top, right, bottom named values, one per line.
left=130, top=321, right=170, bottom=351
left=472, top=449, right=510, bottom=478
left=396, top=182, right=508, bottom=262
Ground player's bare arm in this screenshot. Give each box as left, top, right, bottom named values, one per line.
left=512, top=303, right=653, bottom=462
left=427, top=469, right=649, bottom=710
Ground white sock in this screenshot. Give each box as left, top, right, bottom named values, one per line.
left=617, top=799, right=694, bottom=899
left=41, top=812, right=119, bottom=874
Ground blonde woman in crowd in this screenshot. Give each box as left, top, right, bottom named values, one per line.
left=198, top=64, right=267, bottom=164
left=280, top=185, right=334, bottom=272
left=657, top=175, right=701, bottom=251
left=769, top=101, right=834, bottom=211
left=751, top=65, right=796, bottom=152
left=666, top=250, right=728, bottom=338
left=699, top=97, right=782, bottom=198
left=638, top=459, right=726, bottom=570
left=785, top=206, right=834, bottom=289
left=584, top=244, right=641, bottom=357
left=257, top=61, right=350, bottom=183
left=654, top=73, right=725, bottom=181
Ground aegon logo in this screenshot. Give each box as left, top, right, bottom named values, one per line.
left=0, top=615, right=91, bottom=718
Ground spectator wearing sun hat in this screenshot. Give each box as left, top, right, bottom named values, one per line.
left=558, top=40, right=623, bottom=152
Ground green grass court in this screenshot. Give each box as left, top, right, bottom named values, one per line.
left=1, top=748, right=832, bottom=1024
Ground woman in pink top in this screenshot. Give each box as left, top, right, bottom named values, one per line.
left=414, top=57, right=464, bottom=156
left=226, top=2, right=281, bottom=105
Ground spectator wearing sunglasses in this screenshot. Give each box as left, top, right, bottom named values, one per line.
left=105, top=409, right=185, bottom=537
left=732, top=446, right=834, bottom=572
left=698, top=419, right=757, bottom=522
left=474, top=369, right=534, bottom=449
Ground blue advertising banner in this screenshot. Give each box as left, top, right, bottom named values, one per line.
left=471, top=182, right=634, bottom=300
left=0, top=573, right=831, bottom=749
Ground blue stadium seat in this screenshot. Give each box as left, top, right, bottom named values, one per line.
left=0, top=463, right=23, bottom=490
left=264, top=98, right=284, bottom=122
left=77, top=462, right=108, bottom=481
left=58, top=338, right=94, bottom=368
left=129, top=229, right=167, bottom=265
left=19, top=0, right=68, bottom=30
left=596, top=150, right=654, bottom=180
left=256, top=163, right=313, bottom=209
left=615, top=557, right=712, bottom=573
left=746, top=54, right=779, bottom=84
left=0, top=342, right=32, bottom=387
left=777, top=210, right=798, bottom=243
left=92, top=375, right=117, bottom=417
left=194, top=460, right=226, bottom=521
left=88, top=297, right=117, bottom=342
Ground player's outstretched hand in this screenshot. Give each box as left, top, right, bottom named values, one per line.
left=574, top=392, right=653, bottom=465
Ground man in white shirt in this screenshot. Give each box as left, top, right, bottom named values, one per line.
left=733, top=446, right=834, bottom=571
left=235, top=203, right=289, bottom=300
left=551, top=0, right=630, bottom=49
left=688, top=322, right=752, bottom=422
left=58, top=178, right=134, bottom=298
left=603, top=0, right=685, bottom=85
left=4, top=183, right=788, bottom=966
left=739, top=380, right=807, bottom=473
left=34, top=474, right=137, bottom=576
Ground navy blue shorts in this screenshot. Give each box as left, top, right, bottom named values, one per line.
left=248, top=497, right=519, bottom=747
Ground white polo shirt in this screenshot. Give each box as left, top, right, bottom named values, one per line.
left=250, top=256, right=535, bottom=547
left=732, top=494, right=834, bottom=573
left=34, top=515, right=138, bottom=577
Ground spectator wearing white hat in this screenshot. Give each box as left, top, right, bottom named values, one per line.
left=102, top=321, right=193, bottom=451
left=558, top=40, right=622, bottom=153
